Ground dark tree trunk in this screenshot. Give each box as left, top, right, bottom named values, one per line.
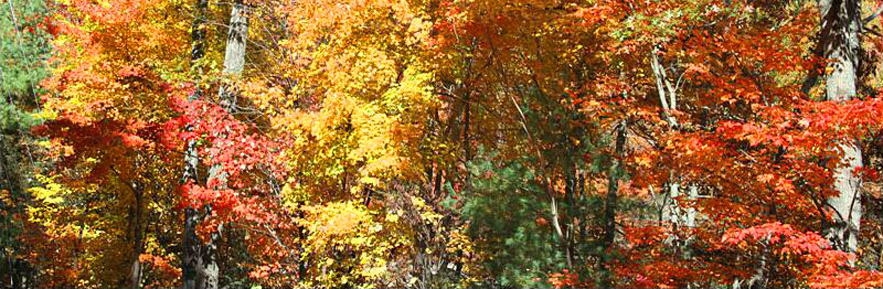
left=181, top=0, right=216, bottom=288
left=130, top=182, right=144, bottom=289
left=600, top=121, right=626, bottom=289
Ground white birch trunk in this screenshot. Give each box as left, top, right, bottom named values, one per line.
left=817, top=0, right=863, bottom=253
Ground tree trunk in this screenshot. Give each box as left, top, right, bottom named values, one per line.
left=600, top=121, right=626, bottom=289
left=207, top=0, right=250, bottom=189
left=181, top=208, right=202, bottom=289
left=650, top=47, right=677, bottom=128
left=130, top=182, right=144, bottom=289
left=662, top=180, right=681, bottom=227
left=817, top=0, right=863, bottom=253
left=650, top=47, right=698, bottom=232
left=192, top=2, right=251, bottom=288
left=216, top=0, right=249, bottom=112
left=181, top=0, right=212, bottom=288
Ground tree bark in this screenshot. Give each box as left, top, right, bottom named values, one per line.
left=816, top=0, right=863, bottom=253
left=207, top=0, right=250, bottom=189
left=193, top=2, right=250, bottom=288
left=216, top=1, right=249, bottom=112
left=600, top=121, right=626, bottom=289
left=650, top=47, right=698, bottom=231
left=130, top=182, right=144, bottom=289
left=181, top=0, right=214, bottom=288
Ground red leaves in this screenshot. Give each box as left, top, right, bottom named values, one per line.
left=169, top=98, right=293, bottom=250
left=813, top=269, right=883, bottom=289
left=645, top=95, right=883, bottom=283
left=623, top=225, right=670, bottom=246
left=650, top=97, right=883, bottom=233
left=721, top=222, right=823, bottom=249
left=168, top=98, right=285, bottom=182
left=718, top=222, right=883, bottom=288
left=546, top=269, right=580, bottom=289
left=618, top=222, right=881, bottom=288
left=720, top=99, right=883, bottom=152
left=33, top=111, right=168, bottom=183
left=180, top=181, right=286, bottom=237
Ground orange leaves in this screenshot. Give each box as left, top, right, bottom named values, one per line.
left=44, top=0, right=190, bottom=124
left=717, top=222, right=883, bottom=288
left=568, top=4, right=618, bottom=27
left=32, top=111, right=170, bottom=184
left=546, top=268, right=580, bottom=289
left=812, top=269, right=883, bottom=289
left=64, top=0, right=154, bottom=25
left=21, top=0, right=883, bottom=286
left=623, top=225, right=670, bottom=246
left=138, top=254, right=182, bottom=288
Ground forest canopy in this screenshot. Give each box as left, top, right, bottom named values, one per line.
left=2, top=0, right=883, bottom=288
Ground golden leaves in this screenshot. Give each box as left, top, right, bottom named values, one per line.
left=262, top=0, right=440, bottom=199
left=297, top=201, right=411, bottom=288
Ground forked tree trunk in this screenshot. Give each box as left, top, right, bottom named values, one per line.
left=650, top=47, right=698, bottom=231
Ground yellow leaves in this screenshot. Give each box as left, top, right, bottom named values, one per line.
left=349, top=103, right=403, bottom=189
left=249, top=2, right=459, bottom=283
left=385, top=210, right=403, bottom=223
left=410, top=195, right=442, bottom=224
left=270, top=48, right=437, bottom=197
left=241, top=79, right=289, bottom=117
left=96, top=0, right=112, bottom=8
left=0, top=190, right=13, bottom=207
left=279, top=182, right=301, bottom=209
left=303, top=201, right=370, bottom=236
left=825, top=65, right=835, bottom=75
left=297, top=201, right=411, bottom=288
left=338, top=46, right=399, bottom=95
left=348, top=67, right=436, bottom=187
left=405, top=15, right=432, bottom=46
left=29, top=174, right=69, bottom=205
left=384, top=66, right=436, bottom=106
left=634, top=151, right=656, bottom=168
left=26, top=174, right=104, bottom=246
left=32, top=109, right=58, bottom=122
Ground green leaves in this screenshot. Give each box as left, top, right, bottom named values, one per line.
left=1, top=0, right=52, bottom=105
left=460, top=151, right=573, bottom=288
left=0, top=102, right=36, bottom=133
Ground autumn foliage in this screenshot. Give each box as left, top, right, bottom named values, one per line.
left=3, top=0, right=883, bottom=288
